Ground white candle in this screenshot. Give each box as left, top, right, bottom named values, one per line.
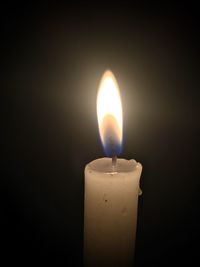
left=84, top=158, right=142, bottom=266
left=84, top=70, right=142, bottom=266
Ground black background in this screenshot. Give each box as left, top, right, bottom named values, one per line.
left=2, top=2, right=200, bottom=266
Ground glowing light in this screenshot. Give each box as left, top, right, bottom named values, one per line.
left=97, top=70, right=123, bottom=156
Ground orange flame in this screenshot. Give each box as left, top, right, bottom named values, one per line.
left=97, top=70, right=123, bottom=156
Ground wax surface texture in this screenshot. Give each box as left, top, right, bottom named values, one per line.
left=84, top=157, right=142, bottom=267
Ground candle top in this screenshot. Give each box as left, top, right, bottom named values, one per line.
left=88, top=158, right=140, bottom=173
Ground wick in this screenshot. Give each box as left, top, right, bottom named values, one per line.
left=112, top=155, right=117, bottom=172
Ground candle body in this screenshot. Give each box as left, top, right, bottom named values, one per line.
left=84, top=158, right=142, bottom=267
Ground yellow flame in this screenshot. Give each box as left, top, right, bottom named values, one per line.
left=97, top=70, right=123, bottom=149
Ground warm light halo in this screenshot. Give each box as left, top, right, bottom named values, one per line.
left=97, top=70, right=123, bottom=156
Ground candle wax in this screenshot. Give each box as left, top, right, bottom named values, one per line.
left=84, top=157, right=142, bottom=267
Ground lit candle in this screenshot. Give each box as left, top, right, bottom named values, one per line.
left=84, top=70, right=142, bottom=266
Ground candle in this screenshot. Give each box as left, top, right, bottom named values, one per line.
left=84, top=70, right=142, bottom=266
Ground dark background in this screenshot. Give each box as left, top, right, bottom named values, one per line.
left=2, top=2, right=199, bottom=266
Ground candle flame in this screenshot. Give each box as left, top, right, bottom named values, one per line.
left=97, top=70, right=123, bottom=156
